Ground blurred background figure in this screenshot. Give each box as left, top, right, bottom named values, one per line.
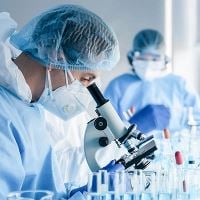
left=104, top=29, right=200, bottom=133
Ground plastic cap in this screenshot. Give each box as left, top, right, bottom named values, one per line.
left=163, top=128, right=170, bottom=139
left=175, top=151, right=183, bottom=165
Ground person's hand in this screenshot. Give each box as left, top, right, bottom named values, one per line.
left=69, top=160, right=124, bottom=197
left=128, top=104, right=170, bottom=133
left=69, top=185, right=87, bottom=198
left=101, top=159, right=124, bottom=172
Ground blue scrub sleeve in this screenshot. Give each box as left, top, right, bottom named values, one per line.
left=104, top=81, right=122, bottom=119
left=0, top=117, right=25, bottom=198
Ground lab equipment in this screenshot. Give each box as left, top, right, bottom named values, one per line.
left=86, top=170, right=132, bottom=200
left=170, top=115, right=200, bottom=168
left=87, top=172, right=101, bottom=200
left=86, top=170, right=126, bottom=200
left=163, top=128, right=170, bottom=139
left=69, top=160, right=124, bottom=198
left=175, top=151, right=183, bottom=166
left=10, top=5, right=119, bottom=71
left=175, top=150, right=187, bottom=199
left=7, top=190, right=54, bottom=200
left=106, top=171, right=126, bottom=200
left=187, top=108, right=200, bottom=167
left=157, top=170, right=176, bottom=200
left=85, top=167, right=200, bottom=200
left=84, top=83, right=157, bottom=172
left=174, top=168, right=200, bottom=200
left=129, top=104, right=170, bottom=133
left=160, top=129, right=174, bottom=171
left=85, top=169, right=178, bottom=200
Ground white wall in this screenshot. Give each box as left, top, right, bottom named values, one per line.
left=1, top=0, right=164, bottom=90
left=172, top=0, right=200, bottom=93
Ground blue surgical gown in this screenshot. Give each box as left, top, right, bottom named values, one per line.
left=0, top=86, right=66, bottom=198
left=0, top=12, right=86, bottom=199
left=104, top=73, right=200, bottom=132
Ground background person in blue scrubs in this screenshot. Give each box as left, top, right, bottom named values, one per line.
left=104, top=29, right=200, bottom=133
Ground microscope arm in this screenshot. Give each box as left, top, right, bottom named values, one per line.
left=84, top=118, right=114, bottom=172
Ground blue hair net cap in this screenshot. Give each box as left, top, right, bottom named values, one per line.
left=10, top=5, right=120, bottom=71
left=133, top=29, right=164, bottom=54
left=127, top=29, right=165, bottom=65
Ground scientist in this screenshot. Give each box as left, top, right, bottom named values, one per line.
left=0, top=5, right=124, bottom=199
left=104, top=29, right=200, bottom=133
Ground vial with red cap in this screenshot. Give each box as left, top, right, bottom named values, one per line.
left=175, top=151, right=187, bottom=196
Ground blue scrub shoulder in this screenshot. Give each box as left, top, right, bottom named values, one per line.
left=110, top=73, right=138, bottom=84
left=0, top=85, right=44, bottom=140
left=159, top=73, right=186, bottom=90
left=0, top=86, right=40, bottom=114
left=107, top=73, right=139, bottom=90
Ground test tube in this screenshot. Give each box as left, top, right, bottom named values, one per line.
left=99, top=170, right=108, bottom=200
left=175, top=151, right=189, bottom=199
left=125, top=170, right=143, bottom=200
left=158, top=170, right=175, bottom=200
left=161, top=129, right=174, bottom=171
left=87, top=172, right=101, bottom=200
left=184, top=168, right=200, bottom=199
left=140, top=170, right=158, bottom=200
left=118, top=171, right=126, bottom=200
left=107, top=171, right=124, bottom=200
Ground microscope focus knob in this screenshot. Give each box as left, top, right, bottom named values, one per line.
left=99, top=137, right=109, bottom=147
left=94, top=117, right=107, bottom=130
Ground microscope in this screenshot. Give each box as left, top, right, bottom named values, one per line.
left=84, top=83, right=157, bottom=172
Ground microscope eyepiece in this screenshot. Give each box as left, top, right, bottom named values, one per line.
left=87, top=83, right=108, bottom=107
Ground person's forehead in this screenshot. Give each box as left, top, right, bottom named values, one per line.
left=75, top=70, right=100, bottom=77
left=136, top=52, right=161, bottom=59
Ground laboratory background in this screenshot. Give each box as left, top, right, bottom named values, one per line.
left=1, top=0, right=200, bottom=199
left=2, top=0, right=200, bottom=92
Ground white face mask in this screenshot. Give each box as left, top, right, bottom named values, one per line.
left=133, top=60, right=168, bottom=81
left=38, top=69, right=92, bottom=120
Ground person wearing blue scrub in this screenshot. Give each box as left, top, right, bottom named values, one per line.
left=104, top=29, right=200, bottom=133
left=0, top=5, right=123, bottom=199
